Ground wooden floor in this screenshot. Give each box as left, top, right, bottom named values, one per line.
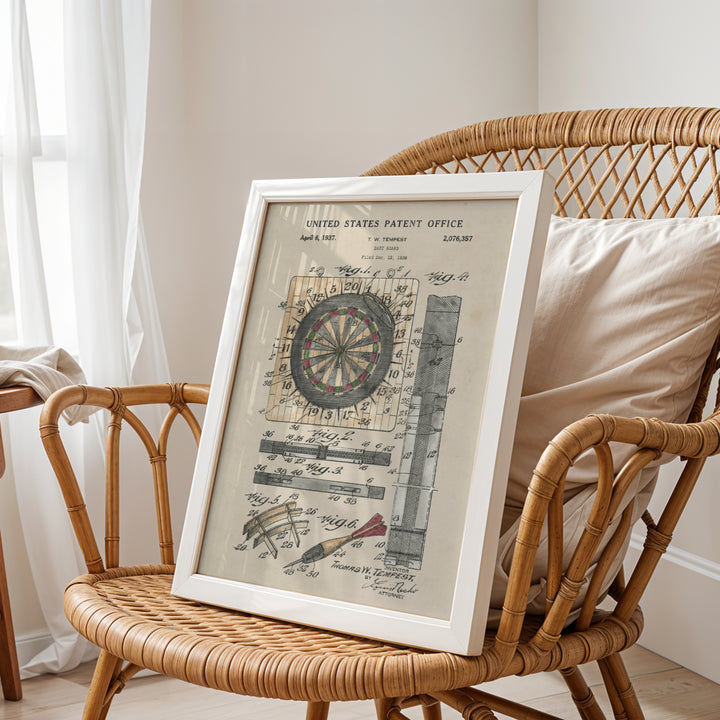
left=3, top=645, right=720, bottom=719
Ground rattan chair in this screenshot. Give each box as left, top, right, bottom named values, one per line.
left=40, top=107, right=720, bottom=720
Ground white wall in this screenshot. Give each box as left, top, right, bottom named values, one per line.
left=143, top=0, right=539, bottom=385
left=539, top=0, right=720, bottom=683
left=5, top=0, right=539, bottom=664
left=539, top=0, right=720, bottom=111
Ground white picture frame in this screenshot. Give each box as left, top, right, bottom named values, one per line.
left=173, top=172, right=554, bottom=654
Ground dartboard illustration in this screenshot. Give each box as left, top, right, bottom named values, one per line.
left=289, top=293, right=395, bottom=409
left=266, top=276, right=418, bottom=430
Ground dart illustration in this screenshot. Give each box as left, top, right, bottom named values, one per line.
left=284, top=513, right=387, bottom=568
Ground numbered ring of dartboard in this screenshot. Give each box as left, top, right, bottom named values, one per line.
left=290, top=292, right=395, bottom=409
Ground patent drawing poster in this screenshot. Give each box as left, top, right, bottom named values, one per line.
left=196, top=197, right=518, bottom=621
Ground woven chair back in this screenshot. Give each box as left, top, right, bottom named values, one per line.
left=368, top=107, right=720, bottom=222
left=367, top=107, right=720, bottom=419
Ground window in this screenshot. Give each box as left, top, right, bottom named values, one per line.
left=0, top=0, right=76, bottom=348
left=0, top=1, right=16, bottom=340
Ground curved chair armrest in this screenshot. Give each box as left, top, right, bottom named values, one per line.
left=39, top=383, right=210, bottom=427
left=493, top=412, right=720, bottom=666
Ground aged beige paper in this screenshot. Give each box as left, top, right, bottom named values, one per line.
left=198, top=198, right=517, bottom=620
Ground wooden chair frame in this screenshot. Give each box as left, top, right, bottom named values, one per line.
left=40, top=108, right=720, bottom=720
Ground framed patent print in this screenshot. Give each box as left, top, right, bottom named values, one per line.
left=173, top=172, right=554, bottom=654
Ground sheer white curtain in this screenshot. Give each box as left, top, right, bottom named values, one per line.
left=2, top=0, right=86, bottom=676
left=2, top=0, right=51, bottom=345
left=65, top=0, right=168, bottom=386
left=3, top=0, right=168, bottom=676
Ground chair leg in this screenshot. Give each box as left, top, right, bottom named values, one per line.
left=597, top=659, right=628, bottom=720
left=597, top=654, right=645, bottom=720
left=420, top=696, right=442, bottom=720
left=82, top=650, right=123, bottom=720
left=559, top=666, right=607, bottom=720
left=375, top=698, right=395, bottom=720
left=0, top=530, right=22, bottom=701
left=306, top=701, right=330, bottom=720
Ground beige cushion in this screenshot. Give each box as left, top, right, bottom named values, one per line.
left=489, top=214, right=720, bottom=622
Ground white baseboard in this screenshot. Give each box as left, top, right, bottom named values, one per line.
left=15, top=631, right=52, bottom=679
left=627, top=533, right=720, bottom=684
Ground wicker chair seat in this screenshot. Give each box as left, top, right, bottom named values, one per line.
left=64, top=564, right=643, bottom=703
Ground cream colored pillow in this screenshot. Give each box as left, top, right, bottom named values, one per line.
left=489, top=214, right=720, bottom=623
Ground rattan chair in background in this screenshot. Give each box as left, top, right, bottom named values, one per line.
left=40, top=108, right=720, bottom=720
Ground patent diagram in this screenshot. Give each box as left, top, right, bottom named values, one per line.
left=284, top=513, right=387, bottom=568
left=290, top=292, right=395, bottom=409
left=175, top=180, right=549, bottom=652
left=265, top=276, right=418, bottom=431
left=385, top=295, right=462, bottom=570
left=259, top=439, right=391, bottom=466
left=253, top=470, right=385, bottom=499
left=241, top=502, right=307, bottom=559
